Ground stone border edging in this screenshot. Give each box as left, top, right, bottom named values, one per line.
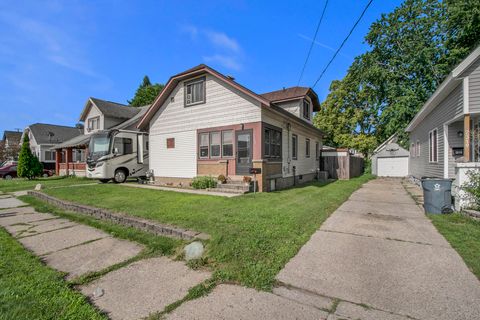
left=27, top=191, right=210, bottom=241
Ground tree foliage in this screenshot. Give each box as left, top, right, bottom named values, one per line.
left=314, top=0, right=480, bottom=154
left=17, top=135, right=43, bottom=179
left=128, top=76, right=164, bottom=107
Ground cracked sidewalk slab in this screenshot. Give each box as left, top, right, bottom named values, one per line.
left=0, top=197, right=27, bottom=209
left=80, top=256, right=211, bottom=320
left=276, top=179, right=480, bottom=320
left=44, top=236, right=144, bottom=280
left=166, top=284, right=329, bottom=320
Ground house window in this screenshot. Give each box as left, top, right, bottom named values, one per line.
left=185, top=77, right=205, bottom=106
left=411, top=143, right=415, bottom=157
left=72, top=149, right=85, bottom=162
left=303, top=100, right=311, bottom=120
left=306, top=138, right=310, bottom=158
left=416, top=140, right=420, bottom=157
left=166, top=138, right=175, bottom=149
left=264, top=127, right=281, bottom=158
left=113, top=137, right=133, bottom=155
left=292, top=134, right=298, bottom=160
left=44, top=151, right=56, bottom=161
left=429, top=129, right=438, bottom=162
left=199, top=133, right=209, bottom=158
left=316, top=142, right=320, bottom=160
left=210, top=132, right=221, bottom=158
left=87, top=117, right=100, bottom=131
left=222, top=130, right=233, bottom=157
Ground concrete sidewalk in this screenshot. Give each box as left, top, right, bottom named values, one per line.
left=276, top=178, right=480, bottom=320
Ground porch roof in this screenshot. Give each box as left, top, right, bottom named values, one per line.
left=52, top=134, right=90, bottom=150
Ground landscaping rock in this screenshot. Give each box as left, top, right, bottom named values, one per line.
left=93, top=287, right=104, bottom=298
left=184, top=241, right=204, bottom=261
left=34, top=184, right=42, bottom=191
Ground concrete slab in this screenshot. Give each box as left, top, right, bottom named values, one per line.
left=348, top=190, right=415, bottom=204
left=80, top=257, right=211, bottom=320
left=277, top=230, right=480, bottom=320
left=333, top=301, right=411, bottom=320
left=272, top=286, right=333, bottom=311
left=166, top=284, right=329, bottom=320
left=9, top=218, right=77, bottom=237
left=322, top=210, right=450, bottom=246
left=0, top=212, right=56, bottom=227
left=336, top=199, right=422, bottom=219
left=44, top=237, right=144, bottom=279
left=0, top=206, right=36, bottom=215
left=18, top=224, right=107, bottom=255
left=0, top=194, right=12, bottom=199
left=0, top=197, right=27, bottom=209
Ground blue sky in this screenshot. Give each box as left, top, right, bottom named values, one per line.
left=0, top=0, right=402, bottom=133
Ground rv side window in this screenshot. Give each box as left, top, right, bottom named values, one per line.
left=113, top=138, right=133, bottom=155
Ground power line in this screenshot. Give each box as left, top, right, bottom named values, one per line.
left=297, top=0, right=329, bottom=86
left=312, top=0, right=374, bottom=88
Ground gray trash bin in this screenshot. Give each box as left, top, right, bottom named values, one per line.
left=421, top=178, right=454, bottom=214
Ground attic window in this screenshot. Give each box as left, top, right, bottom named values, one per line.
left=303, top=100, right=311, bottom=120
left=88, top=116, right=100, bottom=131
left=185, top=77, right=206, bottom=106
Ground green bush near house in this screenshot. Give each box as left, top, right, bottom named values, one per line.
left=17, top=135, right=43, bottom=180
left=191, top=176, right=217, bottom=189
left=461, top=170, right=480, bottom=210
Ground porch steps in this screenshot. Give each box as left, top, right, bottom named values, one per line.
left=213, top=180, right=250, bottom=194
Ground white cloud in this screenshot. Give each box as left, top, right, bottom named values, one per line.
left=203, top=54, right=242, bottom=71
left=205, top=30, right=240, bottom=52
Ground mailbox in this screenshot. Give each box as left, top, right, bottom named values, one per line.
left=249, top=168, right=261, bottom=174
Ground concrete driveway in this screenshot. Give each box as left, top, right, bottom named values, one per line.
left=276, top=178, right=480, bottom=320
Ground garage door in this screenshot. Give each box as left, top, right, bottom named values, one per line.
left=377, top=157, right=409, bottom=177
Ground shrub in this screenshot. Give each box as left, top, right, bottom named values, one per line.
left=461, top=170, right=480, bottom=209
left=17, top=135, right=43, bottom=180
left=191, top=176, right=217, bottom=189
left=217, top=174, right=226, bottom=184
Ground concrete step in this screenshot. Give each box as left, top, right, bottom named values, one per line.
left=207, top=187, right=248, bottom=194
left=217, top=183, right=250, bottom=191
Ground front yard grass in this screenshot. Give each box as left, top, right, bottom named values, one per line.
left=429, top=213, right=480, bottom=279
left=0, top=176, right=94, bottom=193
left=0, top=228, right=106, bottom=320
left=42, top=174, right=373, bottom=290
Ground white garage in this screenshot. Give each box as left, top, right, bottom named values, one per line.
left=371, top=135, right=410, bottom=177
left=377, top=156, right=409, bottom=177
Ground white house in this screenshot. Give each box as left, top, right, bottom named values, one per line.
left=137, top=64, right=324, bottom=192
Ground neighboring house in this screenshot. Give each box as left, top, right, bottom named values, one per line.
left=1, top=130, right=22, bottom=161
left=371, top=134, right=409, bottom=177
left=137, top=64, right=324, bottom=192
left=53, top=97, right=149, bottom=176
left=21, top=124, right=83, bottom=170
left=406, top=46, right=480, bottom=208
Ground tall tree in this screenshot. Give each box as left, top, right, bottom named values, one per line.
left=17, top=135, right=42, bottom=179
left=128, top=76, right=164, bottom=107
left=314, top=0, right=480, bottom=153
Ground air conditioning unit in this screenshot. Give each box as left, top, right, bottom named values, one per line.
left=186, top=93, right=192, bottom=104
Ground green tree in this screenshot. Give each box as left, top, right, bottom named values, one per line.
left=128, top=76, right=164, bottom=107
left=314, top=0, right=480, bottom=153
left=17, top=135, right=42, bottom=179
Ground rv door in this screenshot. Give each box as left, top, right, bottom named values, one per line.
left=137, top=134, right=144, bottom=164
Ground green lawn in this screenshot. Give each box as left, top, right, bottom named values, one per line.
left=42, top=175, right=373, bottom=290
left=429, top=213, right=480, bottom=279
left=0, top=176, right=95, bottom=193
left=0, top=228, right=105, bottom=320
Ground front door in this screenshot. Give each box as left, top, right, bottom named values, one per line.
left=236, top=130, right=252, bottom=175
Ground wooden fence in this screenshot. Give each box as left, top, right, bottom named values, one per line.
left=322, top=151, right=364, bottom=180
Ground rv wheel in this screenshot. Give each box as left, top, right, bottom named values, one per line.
left=113, top=169, right=127, bottom=183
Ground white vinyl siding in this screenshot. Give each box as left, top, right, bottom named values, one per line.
left=149, top=130, right=197, bottom=178
left=466, top=58, right=480, bottom=112
left=409, top=83, right=463, bottom=179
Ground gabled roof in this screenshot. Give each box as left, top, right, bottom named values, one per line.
left=79, top=97, right=142, bottom=121
left=261, top=87, right=320, bottom=111
left=2, top=131, right=22, bottom=143
left=137, top=64, right=323, bottom=136
left=406, top=46, right=480, bottom=132
left=26, top=123, right=82, bottom=145
left=372, top=133, right=398, bottom=154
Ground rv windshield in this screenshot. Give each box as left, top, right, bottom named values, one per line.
left=88, top=133, right=111, bottom=161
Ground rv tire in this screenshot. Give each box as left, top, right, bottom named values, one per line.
left=113, top=169, right=127, bottom=183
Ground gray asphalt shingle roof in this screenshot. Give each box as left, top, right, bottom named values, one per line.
left=90, top=98, right=141, bottom=119
left=2, top=131, right=22, bottom=143
left=28, top=123, right=83, bottom=145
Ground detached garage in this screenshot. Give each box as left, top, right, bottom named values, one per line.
left=372, top=135, right=409, bottom=177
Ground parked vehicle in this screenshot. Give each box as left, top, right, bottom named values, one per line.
left=0, top=163, right=54, bottom=179
left=86, top=129, right=148, bottom=183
